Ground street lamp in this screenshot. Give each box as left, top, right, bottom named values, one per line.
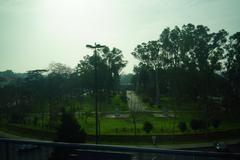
left=86, top=43, right=106, bottom=144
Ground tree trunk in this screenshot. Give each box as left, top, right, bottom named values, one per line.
left=131, top=112, right=137, bottom=136
left=155, top=69, right=160, bottom=104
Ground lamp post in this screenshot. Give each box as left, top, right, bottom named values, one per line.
left=86, top=43, right=106, bottom=144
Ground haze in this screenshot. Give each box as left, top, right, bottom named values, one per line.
left=0, top=0, right=239, bottom=73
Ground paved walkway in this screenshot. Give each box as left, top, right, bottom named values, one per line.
left=127, top=91, right=145, bottom=112
left=138, top=139, right=240, bottom=150
left=0, top=130, right=33, bottom=140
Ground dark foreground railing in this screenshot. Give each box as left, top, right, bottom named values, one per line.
left=0, top=138, right=240, bottom=160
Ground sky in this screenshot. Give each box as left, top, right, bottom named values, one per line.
left=0, top=0, right=240, bottom=73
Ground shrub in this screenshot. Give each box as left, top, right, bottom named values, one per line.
left=112, top=95, right=121, bottom=107
left=178, top=121, right=187, bottom=132
left=120, top=90, right=127, bottom=102
left=212, top=119, right=221, bottom=129
left=142, top=96, right=149, bottom=103
left=143, top=121, right=153, bottom=133
left=199, top=120, right=207, bottom=130
left=56, top=109, right=86, bottom=143
left=190, top=119, right=207, bottom=131
left=50, top=109, right=87, bottom=160
left=9, top=113, right=24, bottom=124
left=157, top=104, right=162, bottom=109
left=190, top=119, right=199, bottom=131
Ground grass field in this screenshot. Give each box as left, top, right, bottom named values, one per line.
left=2, top=94, right=240, bottom=136
left=76, top=112, right=240, bottom=135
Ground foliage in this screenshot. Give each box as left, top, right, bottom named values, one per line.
left=224, top=32, right=240, bottom=110
left=178, top=121, right=187, bottom=132
left=211, top=119, right=221, bottom=129
left=56, top=109, right=87, bottom=143
left=190, top=119, right=207, bottom=131
left=48, top=62, right=73, bottom=76
left=133, top=24, right=229, bottom=105
left=0, top=24, right=240, bottom=138
left=132, top=23, right=240, bottom=129
left=143, top=121, right=153, bottom=133
left=49, top=109, right=86, bottom=160
left=120, top=90, right=127, bottom=102
left=75, top=46, right=127, bottom=97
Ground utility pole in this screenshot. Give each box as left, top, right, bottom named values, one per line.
left=86, top=43, right=106, bottom=144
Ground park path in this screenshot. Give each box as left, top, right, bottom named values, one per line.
left=0, top=130, right=33, bottom=140
left=126, top=90, right=145, bottom=112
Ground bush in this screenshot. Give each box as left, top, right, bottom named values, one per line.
left=50, top=109, right=87, bottom=160
left=56, top=109, right=86, bottom=143
left=190, top=119, right=207, bottom=131
left=178, top=121, right=187, bottom=132
left=211, top=119, right=221, bottom=129
left=199, top=120, right=207, bottom=130
left=157, top=104, right=162, bottom=109
left=0, top=117, right=7, bottom=126
left=143, top=121, right=153, bottom=133
left=112, top=95, right=121, bottom=107
left=120, top=90, right=127, bottom=102
left=142, top=96, right=149, bottom=103
left=190, top=119, right=199, bottom=131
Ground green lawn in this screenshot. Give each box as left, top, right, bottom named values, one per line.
left=20, top=109, right=240, bottom=136
left=75, top=112, right=240, bottom=135
left=4, top=95, right=240, bottom=136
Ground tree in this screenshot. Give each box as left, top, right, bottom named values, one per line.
left=211, top=119, right=221, bottom=129
left=83, top=105, right=92, bottom=124
left=132, top=41, right=162, bottom=104
left=75, top=55, right=95, bottom=92
left=132, top=24, right=229, bottom=124
left=133, top=63, right=154, bottom=99
left=190, top=119, right=207, bottom=131
left=143, top=121, right=153, bottom=134
left=56, top=109, right=86, bottom=143
left=225, top=32, right=240, bottom=111
left=190, top=119, right=200, bottom=131
left=178, top=121, right=187, bottom=132
left=24, top=69, right=48, bottom=102
left=45, top=64, right=74, bottom=128
left=75, top=45, right=127, bottom=97
left=0, top=76, right=6, bottom=82
left=50, top=109, right=86, bottom=160
left=48, top=62, right=73, bottom=77
left=120, top=73, right=134, bottom=90
left=102, top=47, right=127, bottom=93
left=47, top=63, right=74, bottom=98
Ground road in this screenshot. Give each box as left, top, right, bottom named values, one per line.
left=1, top=129, right=240, bottom=160
left=127, top=90, right=145, bottom=112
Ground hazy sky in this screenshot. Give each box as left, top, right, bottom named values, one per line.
left=0, top=0, right=239, bottom=73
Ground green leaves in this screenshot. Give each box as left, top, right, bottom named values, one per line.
left=132, top=23, right=235, bottom=105
left=75, top=45, right=127, bottom=94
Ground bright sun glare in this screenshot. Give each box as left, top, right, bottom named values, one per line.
left=40, top=0, right=115, bottom=40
